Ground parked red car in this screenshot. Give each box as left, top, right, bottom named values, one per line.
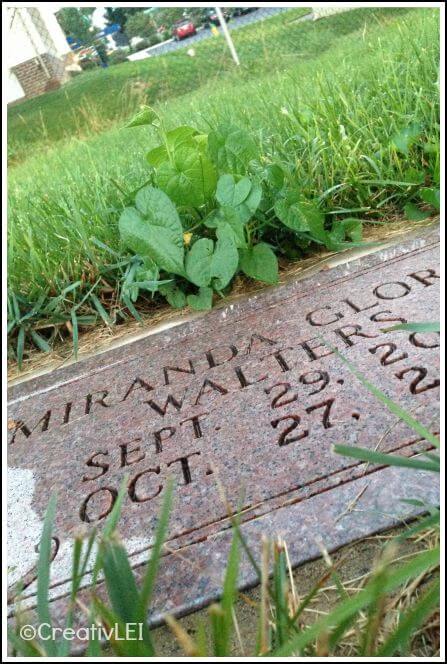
left=172, top=19, right=197, bottom=41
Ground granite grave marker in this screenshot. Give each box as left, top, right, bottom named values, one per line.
left=7, top=229, right=440, bottom=626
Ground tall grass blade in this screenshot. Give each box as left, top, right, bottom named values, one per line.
left=101, top=535, right=140, bottom=624
left=217, top=530, right=240, bottom=655
left=330, top=347, right=439, bottom=448
left=30, top=330, right=51, bottom=353
left=273, top=546, right=439, bottom=656
left=90, top=293, right=112, bottom=325
left=382, top=321, right=440, bottom=333
left=137, top=479, right=174, bottom=621
left=376, top=579, right=440, bottom=656
left=273, top=542, right=290, bottom=648
left=7, top=627, right=44, bottom=657
left=70, top=308, right=78, bottom=360
left=16, top=326, right=25, bottom=369
left=36, top=493, right=57, bottom=656
left=333, top=444, right=440, bottom=472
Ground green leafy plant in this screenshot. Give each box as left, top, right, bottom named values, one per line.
left=7, top=8, right=440, bottom=363
left=118, top=105, right=369, bottom=312
left=388, top=124, right=441, bottom=221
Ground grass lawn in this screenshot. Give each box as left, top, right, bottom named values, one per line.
left=7, top=7, right=312, bottom=161
left=7, top=7, right=440, bottom=364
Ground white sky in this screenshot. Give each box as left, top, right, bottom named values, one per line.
left=92, top=7, right=106, bottom=28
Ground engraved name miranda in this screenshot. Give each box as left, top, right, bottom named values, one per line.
left=8, top=268, right=438, bottom=446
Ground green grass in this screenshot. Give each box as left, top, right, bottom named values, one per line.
left=8, top=7, right=312, bottom=161
left=7, top=7, right=440, bottom=361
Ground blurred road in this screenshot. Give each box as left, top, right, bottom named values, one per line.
left=128, top=8, right=311, bottom=61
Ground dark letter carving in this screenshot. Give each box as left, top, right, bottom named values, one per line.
left=83, top=451, right=110, bottom=482
left=373, top=282, right=411, bottom=300
left=80, top=487, right=117, bottom=522
left=128, top=468, right=162, bottom=502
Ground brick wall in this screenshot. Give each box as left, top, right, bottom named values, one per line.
left=10, top=52, right=66, bottom=100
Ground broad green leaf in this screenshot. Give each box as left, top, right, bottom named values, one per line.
left=166, top=125, right=198, bottom=146
left=404, top=202, right=430, bottom=221
left=419, top=187, right=440, bottom=210
left=327, top=222, right=346, bottom=249
left=185, top=230, right=238, bottom=290
left=265, top=163, right=286, bottom=190
left=209, top=206, right=247, bottom=248
left=208, top=124, right=258, bottom=174
left=146, top=125, right=198, bottom=168
left=126, top=105, right=159, bottom=128
left=275, top=191, right=326, bottom=241
left=211, top=225, right=239, bottom=289
left=342, top=218, right=363, bottom=242
left=187, top=287, right=213, bottom=310
left=216, top=174, right=252, bottom=207
left=391, top=123, right=422, bottom=155
left=146, top=145, right=169, bottom=169
left=239, top=243, right=279, bottom=284
left=225, top=128, right=258, bottom=168
left=157, top=147, right=217, bottom=208
left=238, top=179, right=262, bottom=223
left=327, top=218, right=363, bottom=249
left=159, top=282, right=186, bottom=308
left=215, top=175, right=262, bottom=224
left=193, top=133, right=208, bottom=151
left=185, top=238, right=214, bottom=287
left=119, top=186, right=184, bottom=275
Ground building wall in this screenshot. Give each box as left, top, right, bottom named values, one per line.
left=7, top=71, right=25, bottom=105
left=10, top=53, right=67, bottom=101
left=7, top=7, right=70, bottom=103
